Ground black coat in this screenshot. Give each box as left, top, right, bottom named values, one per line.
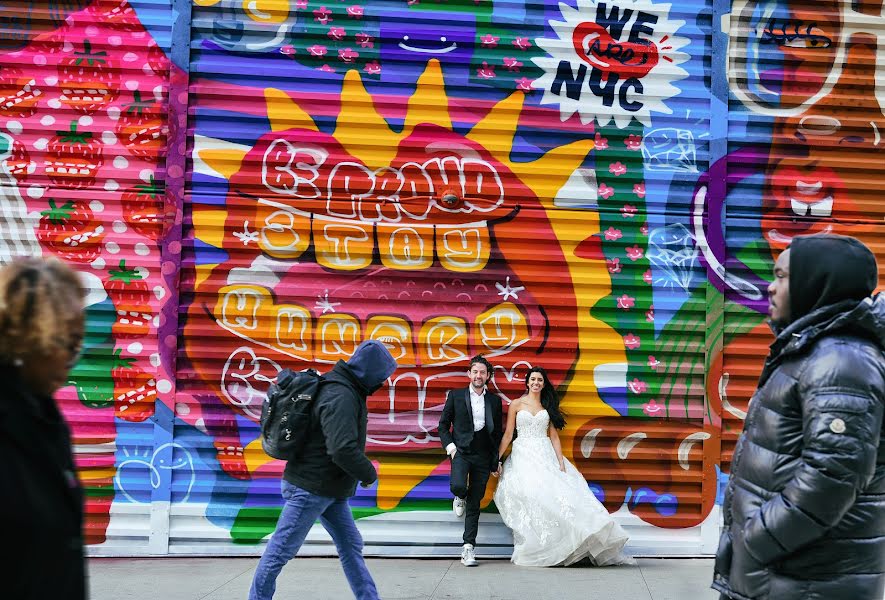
left=438, top=387, right=504, bottom=471
left=713, top=296, right=885, bottom=600
left=0, top=367, right=86, bottom=600
left=284, top=361, right=377, bottom=499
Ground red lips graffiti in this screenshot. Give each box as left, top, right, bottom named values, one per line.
left=572, top=21, right=659, bottom=79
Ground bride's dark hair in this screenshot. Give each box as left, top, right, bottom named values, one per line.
left=525, top=366, right=566, bottom=430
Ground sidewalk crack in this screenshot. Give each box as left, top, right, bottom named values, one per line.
left=429, top=559, right=455, bottom=600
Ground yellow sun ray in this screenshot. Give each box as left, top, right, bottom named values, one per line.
left=510, top=140, right=596, bottom=206
left=192, top=134, right=250, bottom=181
left=465, top=91, right=526, bottom=157
left=401, top=59, right=452, bottom=136
left=335, top=69, right=402, bottom=170
left=265, top=88, right=319, bottom=133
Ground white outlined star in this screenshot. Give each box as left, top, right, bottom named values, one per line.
left=232, top=221, right=258, bottom=246
left=315, top=290, right=341, bottom=314
left=495, top=277, right=525, bottom=301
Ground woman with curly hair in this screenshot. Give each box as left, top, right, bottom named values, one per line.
left=494, top=366, right=632, bottom=567
left=0, top=256, right=87, bottom=600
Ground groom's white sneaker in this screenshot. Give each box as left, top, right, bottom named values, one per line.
left=460, top=543, right=477, bottom=567
left=452, top=497, right=466, bottom=517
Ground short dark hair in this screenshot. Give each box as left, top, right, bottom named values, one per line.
left=468, top=355, right=493, bottom=375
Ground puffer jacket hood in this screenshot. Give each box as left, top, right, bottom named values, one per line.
left=788, top=234, right=878, bottom=323
left=713, top=294, right=885, bottom=600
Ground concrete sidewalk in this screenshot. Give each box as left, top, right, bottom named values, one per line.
left=87, top=557, right=721, bottom=600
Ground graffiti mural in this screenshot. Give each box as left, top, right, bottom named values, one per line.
left=0, top=0, right=880, bottom=555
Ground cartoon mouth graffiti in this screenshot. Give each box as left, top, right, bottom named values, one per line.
left=185, top=62, right=590, bottom=489
left=191, top=126, right=565, bottom=450
left=0, top=68, right=41, bottom=117
left=573, top=417, right=718, bottom=528
left=398, top=35, right=458, bottom=55
left=764, top=162, right=842, bottom=246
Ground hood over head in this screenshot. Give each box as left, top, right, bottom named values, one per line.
left=346, top=340, right=397, bottom=393
left=789, top=234, right=878, bottom=322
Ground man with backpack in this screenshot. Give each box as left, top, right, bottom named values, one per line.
left=249, top=340, right=397, bottom=600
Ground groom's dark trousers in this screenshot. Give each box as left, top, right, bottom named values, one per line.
left=438, top=388, right=503, bottom=547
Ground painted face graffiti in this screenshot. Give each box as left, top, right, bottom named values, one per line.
left=757, top=2, right=884, bottom=250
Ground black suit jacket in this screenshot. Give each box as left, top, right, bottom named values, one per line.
left=438, top=387, right=504, bottom=470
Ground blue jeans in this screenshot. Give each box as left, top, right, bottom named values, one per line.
left=248, top=481, right=379, bottom=600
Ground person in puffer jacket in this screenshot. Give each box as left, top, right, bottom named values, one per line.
left=712, top=233, right=885, bottom=600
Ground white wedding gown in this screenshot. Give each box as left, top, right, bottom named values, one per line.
left=494, top=409, right=630, bottom=567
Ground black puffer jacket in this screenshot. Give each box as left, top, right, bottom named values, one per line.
left=284, top=360, right=378, bottom=499
left=713, top=296, right=885, bottom=599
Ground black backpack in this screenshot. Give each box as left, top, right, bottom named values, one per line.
left=259, top=368, right=324, bottom=460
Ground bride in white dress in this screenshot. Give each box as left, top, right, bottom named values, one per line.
left=494, top=366, right=631, bottom=567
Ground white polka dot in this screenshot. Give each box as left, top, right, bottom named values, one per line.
left=134, top=266, right=149, bottom=278
left=27, top=185, right=45, bottom=199
left=44, top=75, right=58, bottom=86
left=63, top=42, right=73, bottom=53
left=175, top=402, right=190, bottom=416
left=40, top=115, right=55, bottom=126
left=104, top=179, right=119, bottom=192
left=85, top=26, right=98, bottom=37
left=142, top=64, right=155, bottom=76
left=123, top=52, right=138, bottom=63
left=108, top=36, right=122, bottom=47
left=105, top=241, right=120, bottom=254
left=78, top=115, right=93, bottom=126
left=135, top=242, right=150, bottom=256
left=157, top=379, right=173, bottom=394
left=33, top=55, right=47, bottom=66
left=113, top=220, right=128, bottom=233
left=91, top=257, right=106, bottom=270
left=195, top=418, right=207, bottom=434
left=102, top=131, right=117, bottom=145
left=139, top=169, right=153, bottom=182
left=153, top=286, right=165, bottom=300
left=113, top=156, right=128, bottom=169
left=6, top=121, right=22, bottom=134
left=89, top=200, right=104, bottom=212
left=48, top=98, right=62, bottom=109
left=34, top=138, right=48, bottom=150
left=107, top=106, right=121, bottom=121
left=150, top=353, right=161, bottom=367
left=127, top=342, right=143, bottom=354
left=132, top=31, right=146, bottom=39
left=125, top=79, right=139, bottom=90
left=153, top=85, right=165, bottom=100
left=153, top=315, right=160, bottom=327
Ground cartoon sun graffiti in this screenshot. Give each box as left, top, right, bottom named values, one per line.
left=185, top=59, right=598, bottom=511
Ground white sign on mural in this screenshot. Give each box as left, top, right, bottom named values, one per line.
left=534, top=0, right=690, bottom=128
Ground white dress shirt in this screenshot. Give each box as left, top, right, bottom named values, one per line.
left=469, top=388, right=486, bottom=431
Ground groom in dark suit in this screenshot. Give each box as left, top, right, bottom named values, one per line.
left=438, top=355, right=504, bottom=567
